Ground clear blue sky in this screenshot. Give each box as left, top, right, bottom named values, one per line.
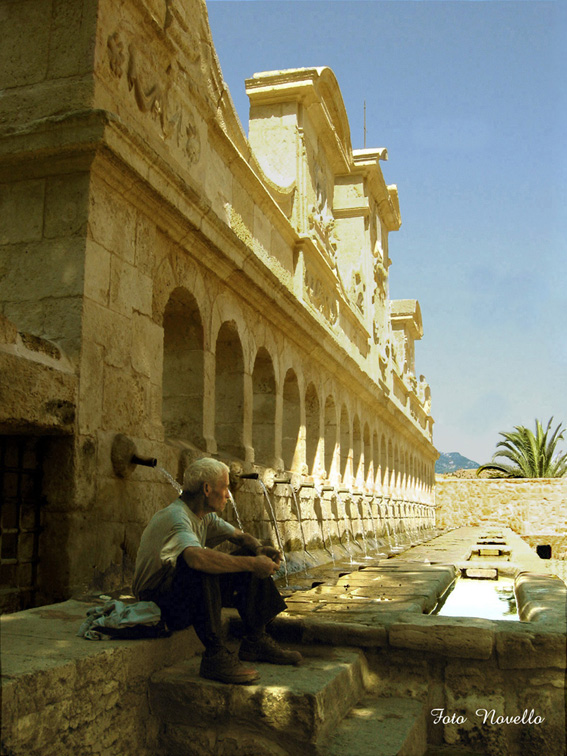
left=207, top=0, right=567, bottom=465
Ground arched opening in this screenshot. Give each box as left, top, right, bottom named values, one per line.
left=252, top=348, right=276, bottom=466
left=282, top=369, right=301, bottom=471
left=339, top=405, right=350, bottom=483
left=324, top=395, right=336, bottom=479
left=305, top=383, right=320, bottom=475
left=162, top=288, right=204, bottom=444
left=215, top=321, right=245, bottom=459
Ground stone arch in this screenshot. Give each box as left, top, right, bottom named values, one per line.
left=162, top=287, right=205, bottom=445
left=215, top=321, right=245, bottom=459
left=252, top=347, right=276, bottom=466
left=324, top=394, right=337, bottom=480
left=305, top=382, right=320, bottom=476
left=282, top=368, right=301, bottom=471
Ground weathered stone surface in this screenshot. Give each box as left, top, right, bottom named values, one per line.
left=150, top=646, right=368, bottom=744
left=389, top=614, right=495, bottom=659
left=495, top=627, right=567, bottom=669
left=320, top=695, right=427, bottom=756
left=0, top=599, right=205, bottom=756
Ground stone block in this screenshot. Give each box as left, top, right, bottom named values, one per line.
left=321, top=695, right=427, bottom=756
left=48, top=0, right=97, bottom=79
left=0, top=313, right=18, bottom=343
left=44, top=173, right=90, bottom=239
left=77, top=340, right=104, bottom=434
left=109, top=255, right=153, bottom=317
left=84, top=240, right=111, bottom=305
left=82, top=298, right=130, bottom=368
left=389, top=615, right=495, bottom=658
left=88, top=182, right=136, bottom=263
left=150, top=647, right=367, bottom=744
left=0, top=237, right=85, bottom=301
left=101, top=365, right=151, bottom=434
left=0, top=0, right=50, bottom=88
left=0, top=179, right=45, bottom=244
left=131, top=312, right=163, bottom=380
left=496, top=628, right=567, bottom=669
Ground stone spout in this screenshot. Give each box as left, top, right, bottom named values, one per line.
left=111, top=433, right=157, bottom=478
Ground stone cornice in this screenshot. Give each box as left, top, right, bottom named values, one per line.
left=246, top=67, right=353, bottom=174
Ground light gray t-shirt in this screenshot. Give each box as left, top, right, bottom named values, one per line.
left=132, top=499, right=236, bottom=600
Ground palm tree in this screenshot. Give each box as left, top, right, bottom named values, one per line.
left=477, top=418, right=567, bottom=478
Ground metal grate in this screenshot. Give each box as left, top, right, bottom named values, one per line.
left=0, top=436, right=44, bottom=614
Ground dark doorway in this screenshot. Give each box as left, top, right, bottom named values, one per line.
left=536, top=544, right=552, bottom=560
left=0, top=436, right=44, bottom=613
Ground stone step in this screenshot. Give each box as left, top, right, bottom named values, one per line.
left=319, top=695, right=428, bottom=756
left=150, top=644, right=372, bottom=755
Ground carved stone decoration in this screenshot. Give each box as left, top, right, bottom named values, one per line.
left=349, top=268, right=365, bottom=314
left=104, top=36, right=202, bottom=165
left=107, top=32, right=125, bottom=78
left=184, top=109, right=201, bottom=164
left=308, top=160, right=337, bottom=263
left=372, top=260, right=387, bottom=301
left=127, top=44, right=165, bottom=119
left=304, top=267, right=339, bottom=326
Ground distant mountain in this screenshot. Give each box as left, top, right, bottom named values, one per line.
left=436, top=452, right=480, bottom=474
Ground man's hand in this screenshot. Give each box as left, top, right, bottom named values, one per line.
left=251, top=554, right=280, bottom=578
left=256, top=545, right=282, bottom=567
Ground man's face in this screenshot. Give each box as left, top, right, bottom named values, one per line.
left=204, top=470, right=230, bottom=515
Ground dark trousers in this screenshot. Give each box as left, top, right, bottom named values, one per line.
left=155, top=552, right=287, bottom=652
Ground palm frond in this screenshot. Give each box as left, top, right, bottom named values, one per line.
left=479, top=418, right=567, bottom=478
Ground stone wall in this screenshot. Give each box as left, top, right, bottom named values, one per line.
left=0, top=0, right=437, bottom=606
left=435, top=477, right=567, bottom=548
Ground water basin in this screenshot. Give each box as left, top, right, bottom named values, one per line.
left=432, top=576, right=519, bottom=621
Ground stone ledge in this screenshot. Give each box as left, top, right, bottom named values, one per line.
left=0, top=598, right=205, bottom=756
left=388, top=613, right=495, bottom=659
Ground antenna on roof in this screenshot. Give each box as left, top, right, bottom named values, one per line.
left=364, top=100, right=367, bottom=148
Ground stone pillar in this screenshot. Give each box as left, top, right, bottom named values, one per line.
left=202, top=350, right=217, bottom=454
left=242, top=371, right=254, bottom=464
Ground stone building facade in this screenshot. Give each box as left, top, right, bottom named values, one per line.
left=0, top=0, right=436, bottom=610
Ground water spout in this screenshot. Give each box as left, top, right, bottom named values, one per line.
left=131, top=454, right=158, bottom=468
left=111, top=433, right=158, bottom=478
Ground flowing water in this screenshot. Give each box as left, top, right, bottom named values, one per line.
left=157, top=467, right=183, bottom=495
left=288, top=484, right=311, bottom=574
left=314, top=486, right=336, bottom=565
left=335, top=492, right=354, bottom=562
left=227, top=490, right=244, bottom=531
left=258, top=480, right=289, bottom=586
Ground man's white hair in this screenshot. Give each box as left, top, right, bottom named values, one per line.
left=183, top=457, right=229, bottom=495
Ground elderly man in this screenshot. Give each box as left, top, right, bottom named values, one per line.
left=133, top=457, right=301, bottom=684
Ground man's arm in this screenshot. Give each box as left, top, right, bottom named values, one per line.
left=182, top=544, right=278, bottom=578
left=228, top=530, right=282, bottom=566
